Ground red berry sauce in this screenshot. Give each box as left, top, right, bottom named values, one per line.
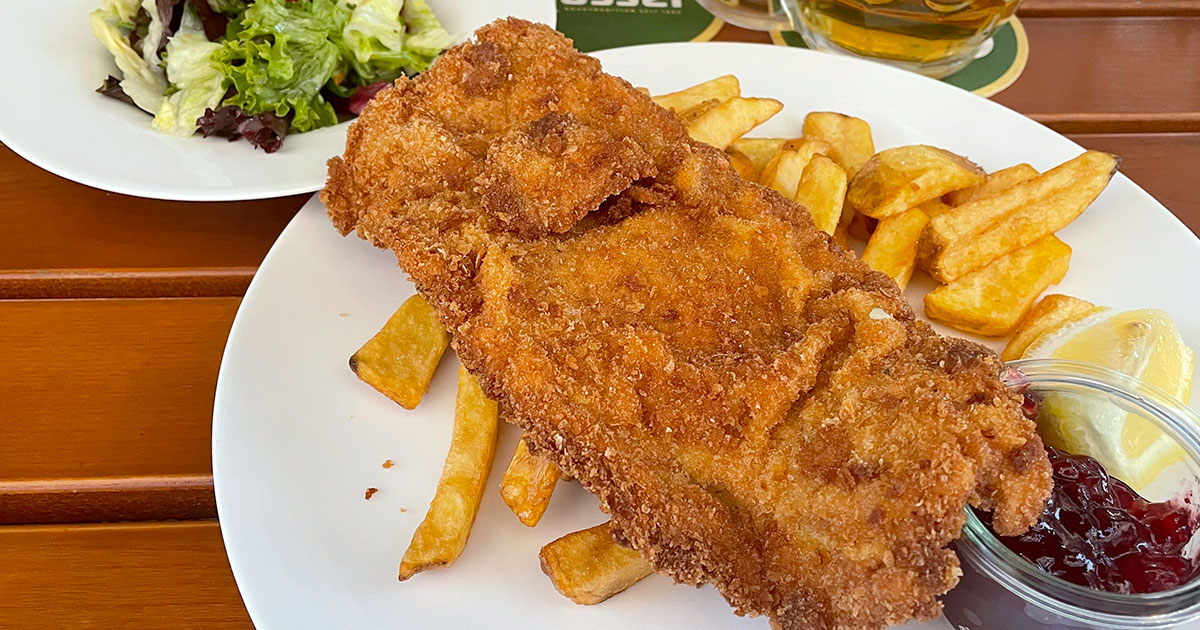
left=979, top=445, right=1200, bottom=594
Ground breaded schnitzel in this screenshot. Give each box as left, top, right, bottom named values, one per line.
left=323, top=19, right=1052, bottom=630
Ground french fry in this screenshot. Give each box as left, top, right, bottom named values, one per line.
left=687, top=97, right=784, bottom=150
left=847, top=145, right=985, bottom=219
left=847, top=211, right=877, bottom=242
left=651, top=75, right=739, bottom=113
left=759, top=138, right=832, bottom=198
left=398, top=366, right=500, bottom=580
left=539, top=521, right=653, bottom=605
left=675, top=98, right=722, bottom=125
left=861, top=207, right=929, bottom=290
left=728, top=137, right=790, bottom=176
left=349, top=295, right=450, bottom=410
left=945, top=163, right=1039, bottom=206
left=919, top=199, right=953, bottom=218
left=500, top=437, right=561, bottom=527
left=794, top=155, right=847, bottom=236
left=727, top=150, right=759, bottom=181
left=925, top=235, right=1072, bottom=337
left=920, top=151, right=1118, bottom=283
left=802, top=111, right=875, bottom=177
left=1001, top=294, right=1101, bottom=361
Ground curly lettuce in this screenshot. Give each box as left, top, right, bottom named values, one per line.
left=212, top=0, right=346, bottom=132
left=152, top=8, right=225, bottom=135
left=339, top=0, right=452, bottom=83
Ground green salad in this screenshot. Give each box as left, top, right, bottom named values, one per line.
left=90, top=0, right=454, bottom=152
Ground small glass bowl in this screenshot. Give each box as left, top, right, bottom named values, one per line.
left=943, top=358, right=1200, bottom=629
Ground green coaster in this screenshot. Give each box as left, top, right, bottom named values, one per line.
left=769, top=17, right=1029, bottom=97
left=556, top=0, right=724, bottom=53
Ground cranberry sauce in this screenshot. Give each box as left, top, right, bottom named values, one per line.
left=978, top=446, right=1200, bottom=594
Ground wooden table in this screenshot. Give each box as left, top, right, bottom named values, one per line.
left=2, top=2, right=1198, bottom=626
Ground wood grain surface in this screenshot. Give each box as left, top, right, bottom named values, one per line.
left=2, top=6, right=1198, bottom=629
left=0, top=299, right=237, bottom=481
left=0, top=521, right=251, bottom=629
left=0, top=145, right=302, bottom=298
left=1021, top=0, right=1200, bottom=17
left=1068, top=132, right=1200, bottom=233
left=995, top=17, right=1200, bottom=132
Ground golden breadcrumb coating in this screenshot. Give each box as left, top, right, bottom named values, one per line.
left=324, top=19, right=1051, bottom=630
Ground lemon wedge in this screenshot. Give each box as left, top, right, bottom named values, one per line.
left=1023, top=308, right=1195, bottom=491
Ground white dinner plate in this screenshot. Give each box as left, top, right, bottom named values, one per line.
left=0, top=0, right=554, bottom=201
left=213, top=42, right=1200, bottom=630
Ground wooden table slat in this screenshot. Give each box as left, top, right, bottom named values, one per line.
left=0, top=267, right=258, bottom=299
left=0, top=476, right=216, bottom=525
left=0, top=144, right=303, bottom=277
left=0, top=521, right=251, bottom=629
left=1066, top=132, right=1200, bottom=235
left=994, top=17, right=1200, bottom=126
left=1020, top=0, right=1200, bottom=17
left=0, top=298, right=238, bottom=481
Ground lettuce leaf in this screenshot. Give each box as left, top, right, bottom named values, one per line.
left=138, top=0, right=169, bottom=67
left=402, top=0, right=454, bottom=60
left=212, top=0, right=347, bottom=132
left=90, top=0, right=168, bottom=113
left=338, top=0, right=453, bottom=83
left=151, top=8, right=225, bottom=136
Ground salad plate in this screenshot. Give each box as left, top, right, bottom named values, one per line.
left=0, top=0, right=554, bottom=201
left=213, top=42, right=1200, bottom=630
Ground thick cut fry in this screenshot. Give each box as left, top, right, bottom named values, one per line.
left=539, top=521, right=654, bottom=605
left=802, top=111, right=875, bottom=177
left=861, top=207, right=929, bottom=290
left=349, top=295, right=450, bottom=410
left=919, top=199, right=953, bottom=218
left=675, top=98, right=721, bottom=125
left=728, top=137, right=790, bottom=176
left=759, top=138, right=832, bottom=198
left=847, top=211, right=877, bottom=241
left=925, top=235, right=1072, bottom=337
left=794, top=155, right=848, bottom=236
left=945, top=163, right=1039, bottom=206
left=651, top=75, right=739, bottom=112
left=727, top=150, right=758, bottom=181
left=1001, top=294, right=1100, bottom=361
left=398, top=367, right=500, bottom=580
left=921, top=151, right=1118, bottom=283
left=848, top=145, right=985, bottom=219
left=687, top=97, right=783, bottom=150
left=500, top=437, right=561, bottom=527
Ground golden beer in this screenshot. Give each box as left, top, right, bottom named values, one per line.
left=796, top=0, right=1019, bottom=76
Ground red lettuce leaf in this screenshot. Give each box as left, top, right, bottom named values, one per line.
left=96, top=76, right=139, bottom=109
left=197, top=105, right=290, bottom=153
left=187, top=0, right=229, bottom=41
left=348, top=81, right=392, bottom=115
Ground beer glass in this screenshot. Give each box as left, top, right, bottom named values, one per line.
left=693, top=0, right=1020, bottom=78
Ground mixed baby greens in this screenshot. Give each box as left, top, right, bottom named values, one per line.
left=90, top=0, right=453, bottom=152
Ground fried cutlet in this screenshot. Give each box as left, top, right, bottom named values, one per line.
left=323, top=19, right=1052, bottom=630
